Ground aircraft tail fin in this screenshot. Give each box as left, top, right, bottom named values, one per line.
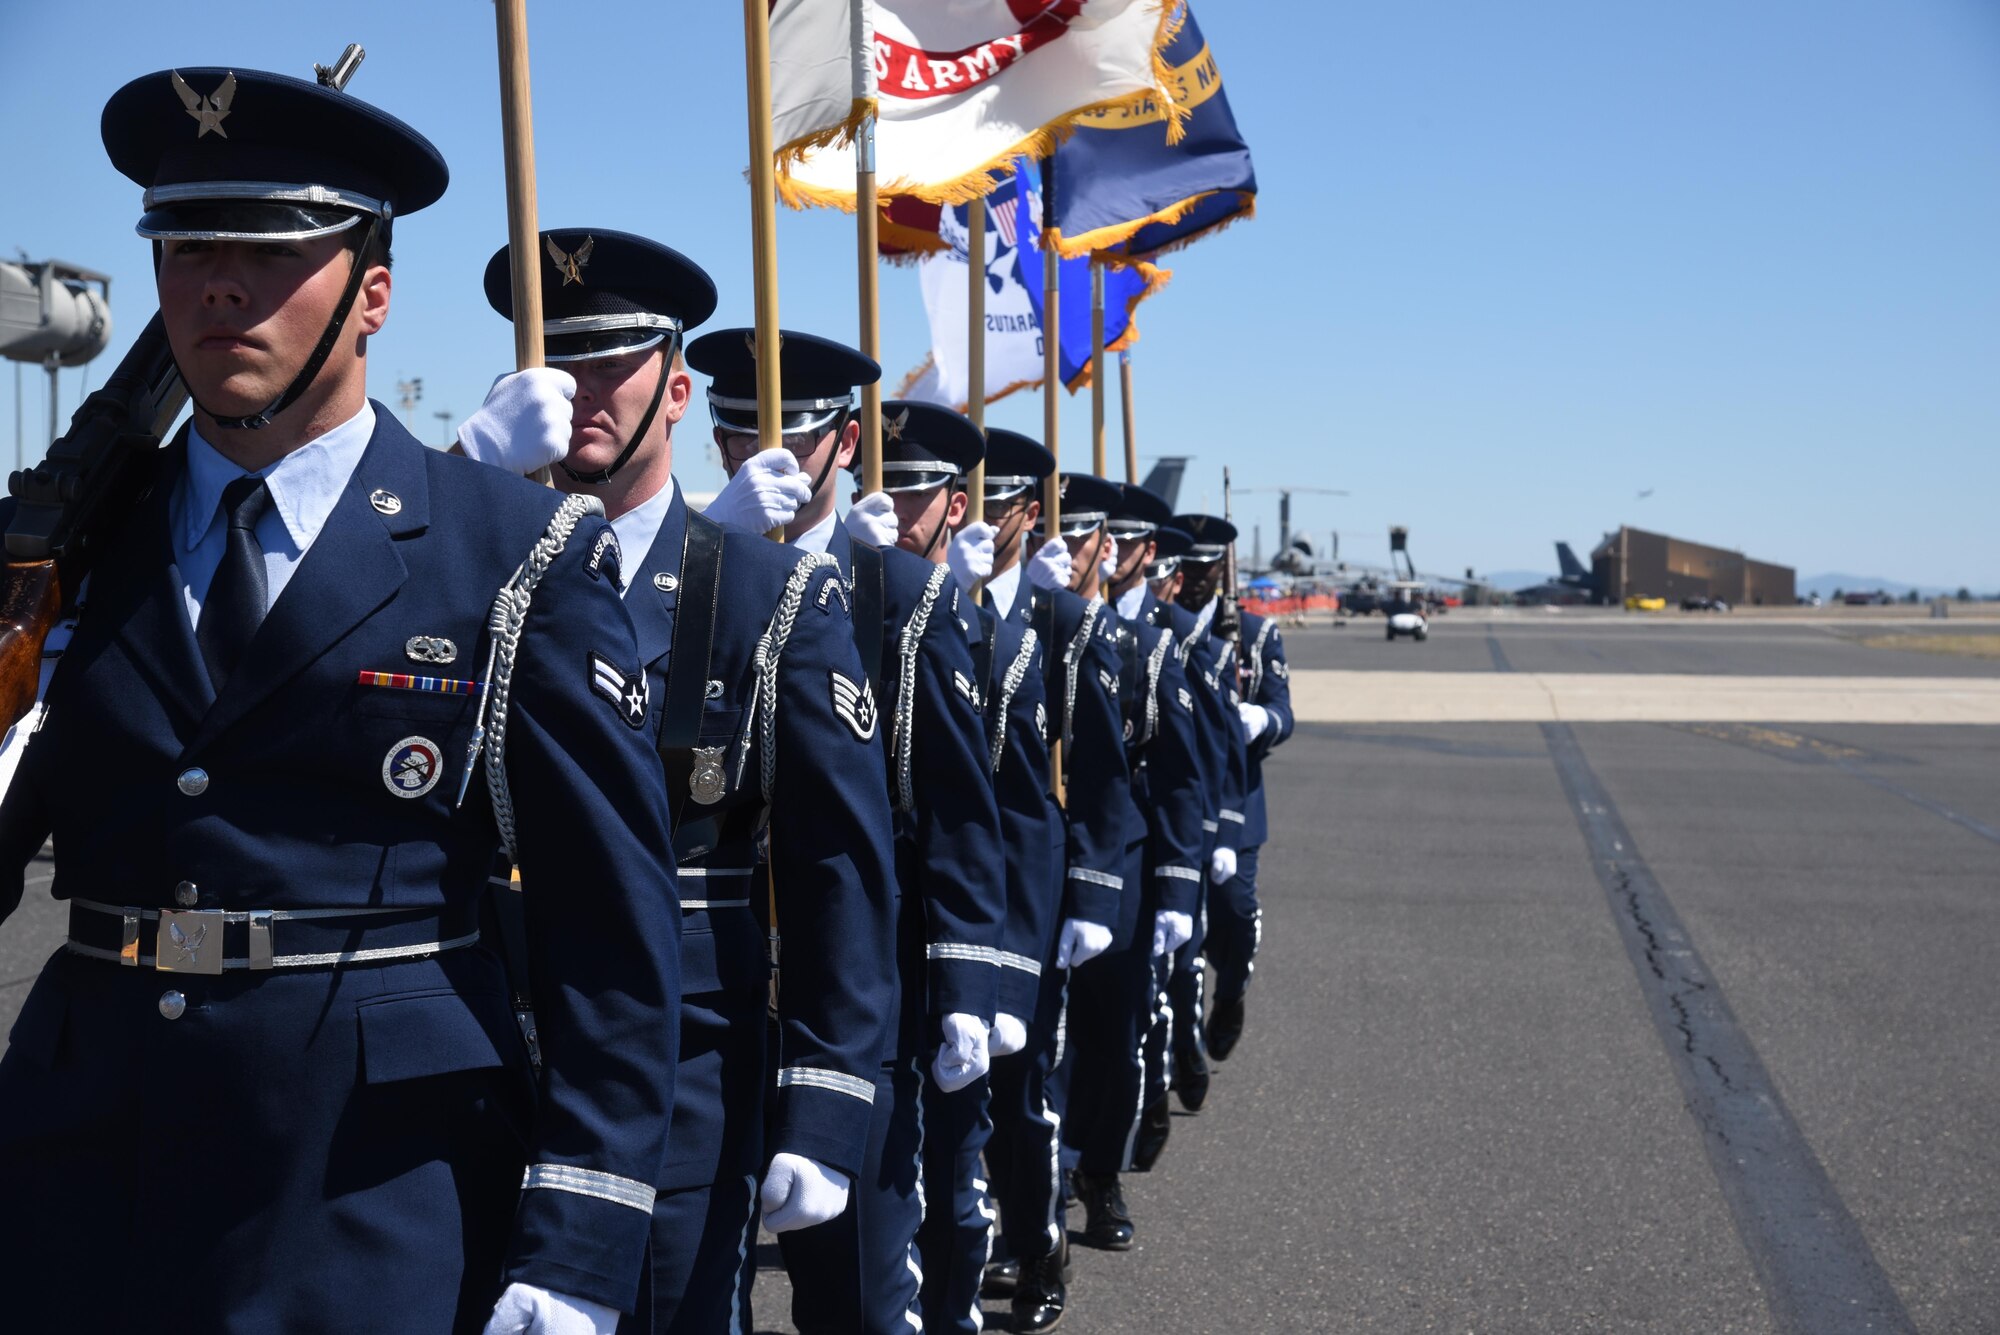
left=1139, top=456, right=1190, bottom=510
left=1556, top=541, right=1587, bottom=579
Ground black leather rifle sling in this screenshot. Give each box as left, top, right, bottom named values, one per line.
left=657, top=511, right=727, bottom=834
left=848, top=538, right=887, bottom=704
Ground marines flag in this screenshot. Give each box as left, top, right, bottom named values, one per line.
left=771, top=0, right=874, bottom=165
left=776, top=0, right=1181, bottom=209
left=1046, top=2, right=1256, bottom=261
left=899, top=158, right=1166, bottom=407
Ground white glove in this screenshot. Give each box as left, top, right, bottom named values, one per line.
left=457, top=368, right=576, bottom=475
left=1055, top=917, right=1113, bottom=970
left=1209, top=845, right=1238, bottom=885
left=843, top=490, right=900, bottom=547
left=989, top=1012, right=1029, bottom=1057
left=759, top=1152, right=853, bottom=1233
left=1152, top=909, right=1194, bottom=958
left=1026, top=538, right=1073, bottom=591
left=482, top=1282, right=618, bottom=1335
left=947, top=521, right=997, bottom=594
left=706, top=448, right=813, bottom=532
left=1098, top=533, right=1120, bottom=581
left=1236, top=702, right=1270, bottom=745
left=932, top=1011, right=991, bottom=1092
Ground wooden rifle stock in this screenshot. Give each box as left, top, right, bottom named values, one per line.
left=1, top=312, right=187, bottom=728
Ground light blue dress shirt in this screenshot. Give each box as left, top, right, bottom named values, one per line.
left=607, top=476, right=678, bottom=599
left=172, top=403, right=376, bottom=631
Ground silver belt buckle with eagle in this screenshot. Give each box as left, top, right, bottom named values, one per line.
left=690, top=747, right=727, bottom=805
left=156, top=909, right=226, bottom=975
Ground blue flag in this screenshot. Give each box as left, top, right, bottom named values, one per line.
left=1048, top=3, right=1256, bottom=262
left=1013, top=157, right=1168, bottom=390
left=897, top=158, right=1166, bottom=406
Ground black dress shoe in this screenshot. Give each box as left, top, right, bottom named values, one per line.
left=1012, top=1246, right=1069, bottom=1331
left=981, top=1257, right=1019, bottom=1299
left=1174, top=1042, right=1211, bottom=1112
left=1207, top=993, right=1247, bottom=1061
left=1129, top=1094, right=1173, bottom=1172
left=1072, top=1171, right=1134, bottom=1250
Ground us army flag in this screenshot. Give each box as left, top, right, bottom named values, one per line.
left=1048, top=2, right=1256, bottom=260
left=778, top=0, right=1179, bottom=209
left=899, top=160, right=1165, bottom=407
left=771, top=0, right=873, bottom=164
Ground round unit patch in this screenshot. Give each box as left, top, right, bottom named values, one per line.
left=382, top=736, right=444, bottom=799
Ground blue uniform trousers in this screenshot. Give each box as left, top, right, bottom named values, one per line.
left=983, top=954, right=1068, bottom=1265
left=1207, top=845, right=1263, bottom=1002
left=0, top=948, right=527, bottom=1335
left=779, top=1058, right=926, bottom=1335
left=1165, top=891, right=1213, bottom=1076
left=625, top=982, right=767, bottom=1335
left=915, top=1076, right=995, bottom=1334
left=1059, top=834, right=1157, bottom=1176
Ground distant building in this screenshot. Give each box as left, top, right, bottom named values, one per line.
left=1590, top=526, right=1795, bottom=606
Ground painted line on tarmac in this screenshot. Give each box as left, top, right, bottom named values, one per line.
left=1485, top=630, right=1514, bottom=673
left=1826, top=756, right=2000, bottom=848
left=1541, top=722, right=1915, bottom=1335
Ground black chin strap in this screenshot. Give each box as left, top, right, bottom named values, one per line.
left=194, top=216, right=383, bottom=432
left=561, top=339, right=676, bottom=486
left=914, top=485, right=961, bottom=560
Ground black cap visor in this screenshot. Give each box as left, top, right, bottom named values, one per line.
left=137, top=199, right=366, bottom=242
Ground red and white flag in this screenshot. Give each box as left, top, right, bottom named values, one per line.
left=771, top=0, right=874, bottom=164
left=777, top=0, right=1178, bottom=209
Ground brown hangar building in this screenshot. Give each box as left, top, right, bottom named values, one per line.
left=1590, top=526, right=1795, bottom=606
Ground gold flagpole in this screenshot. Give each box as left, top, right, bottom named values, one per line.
left=856, top=113, right=884, bottom=497
left=966, top=195, right=987, bottom=605
left=743, top=0, right=786, bottom=994
left=1120, top=350, right=1139, bottom=484
left=742, top=0, right=785, bottom=475
left=1090, top=262, right=1106, bottom=479
left=1041, top=163, right=1063, bottom=797
left=493, top=0, right=551, bottom=486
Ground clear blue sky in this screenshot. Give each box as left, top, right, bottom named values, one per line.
left=5, top=1, right=1997, bottom=588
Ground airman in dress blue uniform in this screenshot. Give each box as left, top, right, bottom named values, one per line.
left=974, top=433, right=1131, bottom=1331
left=685, top=333, right=1007, bottom=1335
left=0, top=66, right=680, bottom=1334
left=845, top=402, right=1025, bottom=1335
left=1139, top=518, right=1250, bottom=1119
left=1174, top=516, right=1293, bottom=1061
left=470, top=231, right=900, bottom=1333
left=1047, top=474, right=1206, bottom=1252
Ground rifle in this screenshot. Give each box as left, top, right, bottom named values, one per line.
left=2, top=313, right=187, bottom=728
left=1217, top=466, right=1243, bottom=650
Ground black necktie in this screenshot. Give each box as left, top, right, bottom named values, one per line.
left=197, top=476, right=275, bottom=688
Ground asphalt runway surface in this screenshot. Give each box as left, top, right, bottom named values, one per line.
left=4, top=613, right=1997, bottom=1331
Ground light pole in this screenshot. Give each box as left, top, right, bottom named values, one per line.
left=433, top=410, right=453, bottom=448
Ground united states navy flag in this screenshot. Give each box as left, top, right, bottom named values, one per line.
left=1047, top=2, right=1257, bottom=262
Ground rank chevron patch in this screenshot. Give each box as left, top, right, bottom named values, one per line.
left=830, top=670, right=878, bottom=741
left=589, top=653, right=649, bottom=729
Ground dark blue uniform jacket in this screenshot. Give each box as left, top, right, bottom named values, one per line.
left=1236, top=611, right=1295, bottom=848
left=970, top=600, right=1060, bottom=1020
left=629, top=488, right=897, bottom=1183
left=0, top=408, right=679, bottom=1314
left=1007, top=583, right=1130, bottom=932
left=829, top=528, right=1004, bottom=1055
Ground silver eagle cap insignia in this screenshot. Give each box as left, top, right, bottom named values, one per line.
left=172, top=70, right=236, bottom=139
left=545, top=234, right=594, bottom=286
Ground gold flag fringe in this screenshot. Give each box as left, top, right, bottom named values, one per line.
left=893, top=351, right=1041, bottom=411
left=1046, top=189, right=1254, bottom=261
left=773, top=97, right=877, bottom=172
left=878, top=216, right=950, bottom=264
left=777, top=1, right=1187, bottom=213
left=1063, top=260, right=1170, bottom=393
